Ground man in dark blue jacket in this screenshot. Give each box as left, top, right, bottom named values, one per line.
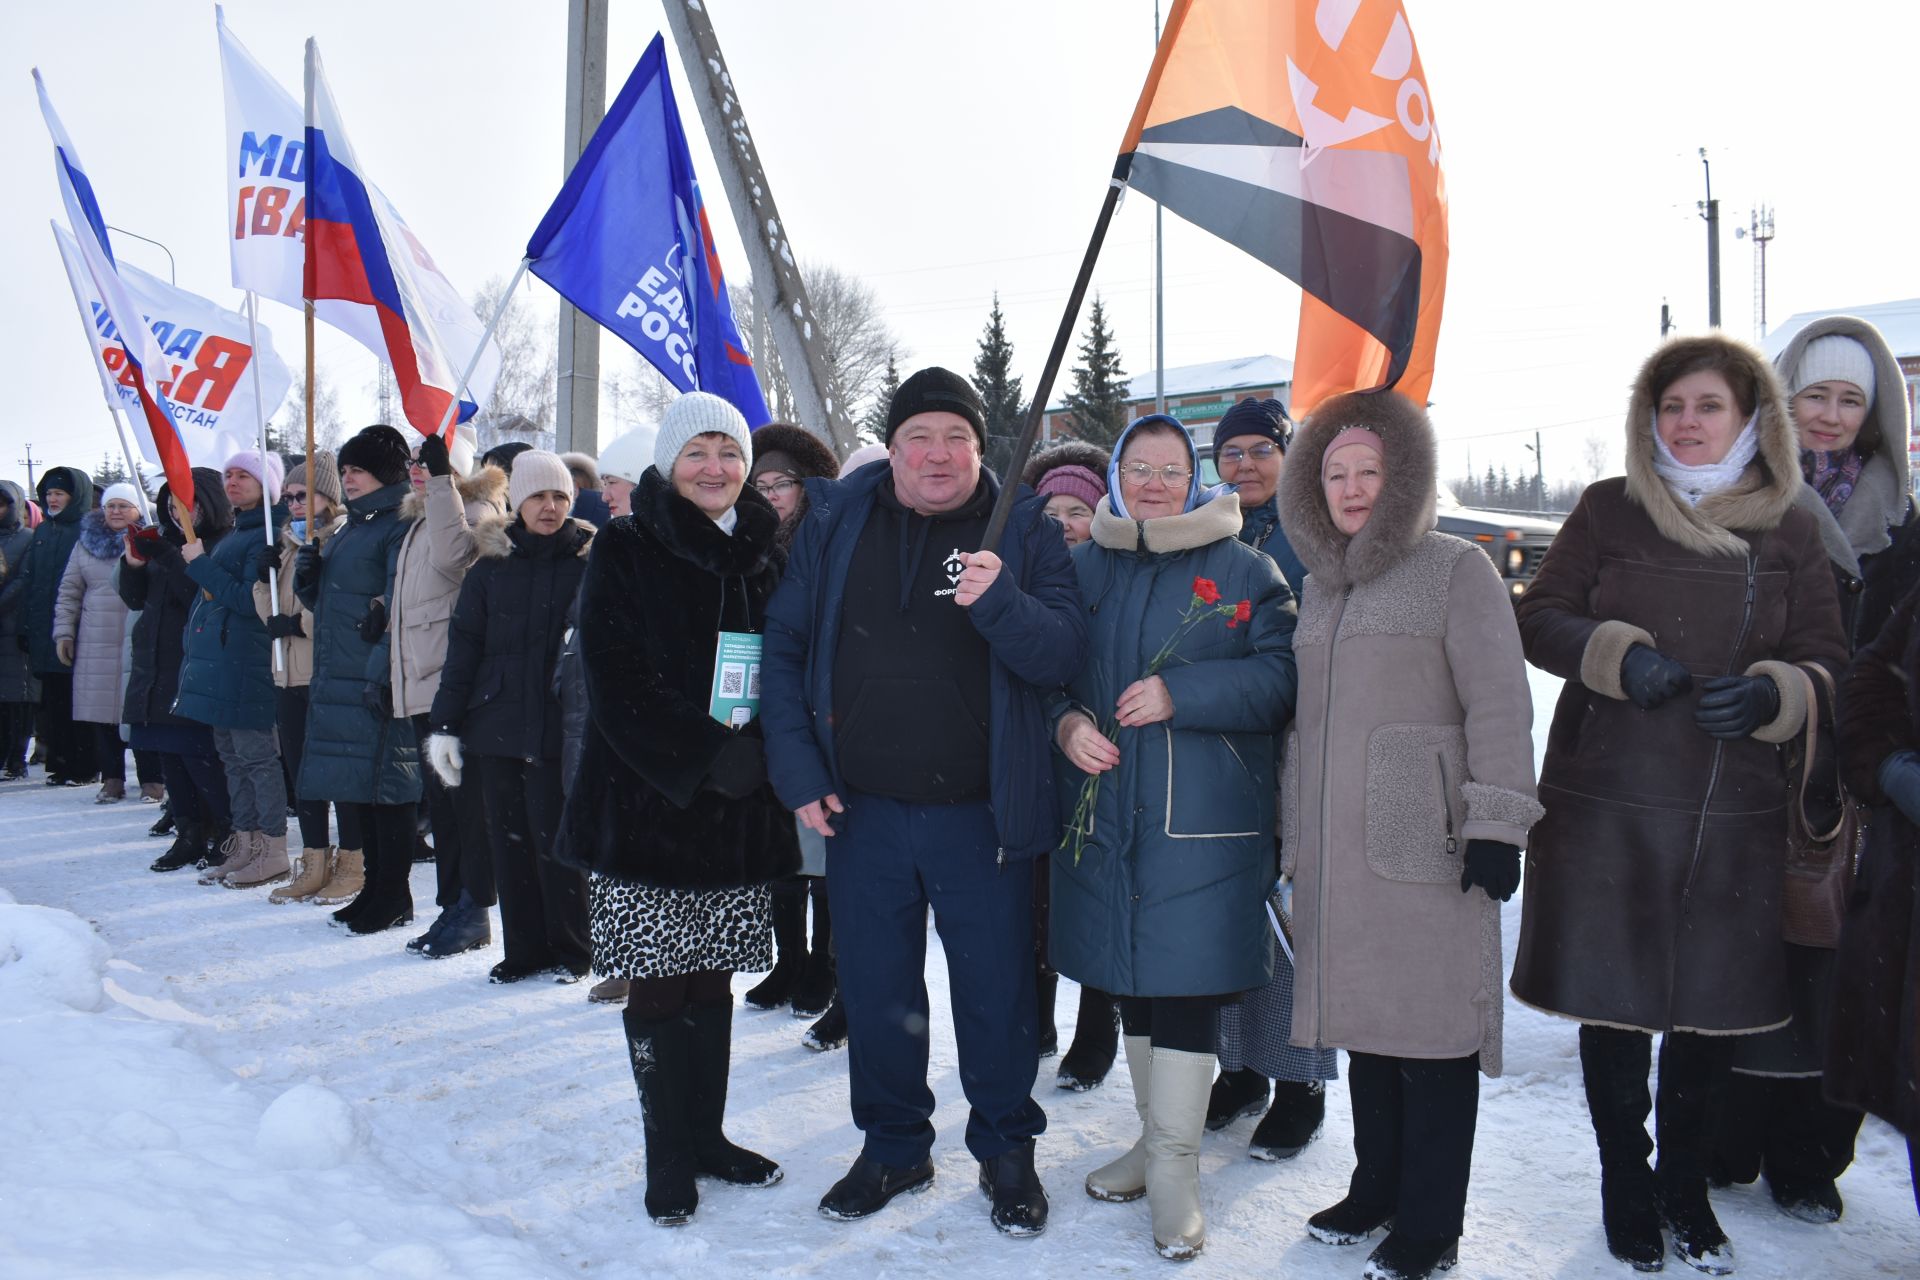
left=762, top=368, right=1087, bottom=1237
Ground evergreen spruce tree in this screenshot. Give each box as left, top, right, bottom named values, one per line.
left=972, top=294, right=1025, bottom=477
left=1063, top=295, right=1130, bottom=451
left=860, top=352, right=901, bottom=446
left=92, top=451, right=127, bottom=490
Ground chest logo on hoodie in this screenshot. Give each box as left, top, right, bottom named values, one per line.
left=936, top=548, right=966, bottom=599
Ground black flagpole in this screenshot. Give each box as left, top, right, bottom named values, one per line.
left=981, top=156, right=1132, bottom=554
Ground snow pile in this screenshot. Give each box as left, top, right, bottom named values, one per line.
left=0, top=898, right=110, bottom=1012
left=257, top=1081, right=363, bottom=1170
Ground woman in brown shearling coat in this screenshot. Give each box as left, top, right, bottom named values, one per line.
left=1514, top=333, right=1848, bottom=1273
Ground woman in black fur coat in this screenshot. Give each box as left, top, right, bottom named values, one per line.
left=556, top=392, right=799, bottom=1227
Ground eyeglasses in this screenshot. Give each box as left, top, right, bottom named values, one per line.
left=407, top=454, right=425, bottom=468
left=754, top=478, right=798, bottom=498
left=285, top=489, right=309, bottom=504
left=1217, top=442, right=1279, bottom=465
left=1119, top=462, right=1192, bottom=487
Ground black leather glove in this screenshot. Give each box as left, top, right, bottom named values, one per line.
left=294, top=542, right=323, bottom=594
left=1693, top=674, right=1781, bottom=740
left=1620, top=643, right=1692, bottom=710
left=357, top=598, right=388, bottom=644
left=361, top=681, right=392, bottom=718
left=416, top=433, right=452, bottom=478
left=1459, top=838, right=1522, bottom=901
left=706, top=735, right=767, bottom=799
left=1878, top=751, right=1920, bottom=828
left=257, top=554, right=277, bottom=584
left=145, top=533, right=184, bottom=571
left=265, top=613, right=305, bottom=640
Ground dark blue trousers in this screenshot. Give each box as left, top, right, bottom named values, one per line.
left=826, top=790, right=1046, bottom=1166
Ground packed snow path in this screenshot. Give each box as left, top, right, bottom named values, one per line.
left=2, top=674, right=1917, bottom=1277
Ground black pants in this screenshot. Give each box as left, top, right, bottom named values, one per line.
left=86, top=722, right=161, bottom=785
left=412, top=713, right=496, bottom=909
left=1346, top=1051, right=1481, bottom=1240
left=279, top=688, right=363, bottom=851
left=628, top=969, right=733, bottom=1019
left=160, top=749, right=230, bottom=829
left=37, top=673, right=94, bottom=781
left=477, top=755, right=589, bottom=971
left=1118, top=995, right=1222, bottom=1054
left=1717, top=1071, right=1865, bottom=1188
left=3, top=700, right=35, bottom=772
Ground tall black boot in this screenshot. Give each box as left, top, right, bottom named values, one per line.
left=1762, top=1076, right=1861, bottom=1223
left=684, top=1000, right=782, bottom=1186
left=348, top=822, right=415, bottom=935
left=1708, top=1068, right=1767, bottom=1187
left=332, top=835, right=377, bottom=926
left=1655, top=1032, right=1736, bottom=1275
left=744, top=877, right=807, bottom=1011
left=1579, top=1024, right=1662, bottom=1272
left=624, top=1004, right=698, bottom=1225
left=1035, top=967, right=1059, bottom=1058
left=1057, top=985, right=1119, bottom=1091
left=789, top=880, right=835, bottom=1018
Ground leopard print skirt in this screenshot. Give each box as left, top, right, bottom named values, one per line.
left=588, top=874, right=773, bottom=980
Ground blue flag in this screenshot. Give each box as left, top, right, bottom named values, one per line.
left=527, top=34, right=769, bottom=427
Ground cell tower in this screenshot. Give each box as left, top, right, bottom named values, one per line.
left=1739, top=206, right=1776, bottom=338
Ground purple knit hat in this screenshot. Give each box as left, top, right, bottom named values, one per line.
left=1035, top=463, right=1106, bottom=510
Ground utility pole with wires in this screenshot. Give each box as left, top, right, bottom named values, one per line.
left=1661, top=299, right=1672, bottom=338
left=1736, top=206, right=1776, bottom=338
left=1524, top=432, right=1545, bottom=511
left=375, top=360, right=396, bottom=427
left=1697, top=148, right=1721, bottom=329
left=16, top=444, right=36, bottom=493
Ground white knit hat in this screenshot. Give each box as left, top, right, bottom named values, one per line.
left=1790, top=334, right=1876, bottom=409
left=507, top=449, right=576, bottom=512
left=598, top=423, right=659, bottom=485
left=653, top=392, right=752, bottom=477
left=101, top=482, right=142, bottom=509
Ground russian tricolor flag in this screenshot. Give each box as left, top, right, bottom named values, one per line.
left=302, top=40, right=476, bottom=439
left=35, top=68, right=200, bottom=511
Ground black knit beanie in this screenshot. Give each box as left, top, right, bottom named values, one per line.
left=336, top=425, right=413, bottom=488
left=1213, top=397, right=1293, bottom=452
left=885, top=367, right=987, bottom=448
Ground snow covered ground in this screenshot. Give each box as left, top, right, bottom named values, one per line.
left=2, top=666, right=1917, bottom=1278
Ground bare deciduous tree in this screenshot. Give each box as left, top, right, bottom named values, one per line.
left=468, top=274, right=557, bottom=451
left=731, top=261, right=901, bottom=452
left=275, top=371, right=345, bottom=455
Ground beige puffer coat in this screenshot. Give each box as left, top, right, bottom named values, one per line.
left=253, top=510, right=347, bottom=689
left=1278, top=391, right=1543, bottom=1078
left=52, top=511, right=138, bottom=725
left=387, top=466, right=508, bottom=717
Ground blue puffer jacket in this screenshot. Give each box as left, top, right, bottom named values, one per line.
left=1239, top=492, right=1309, bottom=596
left=762, top=460, right=1089, bottom=860
left=174, top=503, right=278, bottom=730
left=1049, top=436, right=1299, bottom=998
left=296, top=480, right=420, bottom=805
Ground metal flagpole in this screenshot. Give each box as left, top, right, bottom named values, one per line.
left=429, top=257, right=530, bottom=442
left=105, top=406, right=154, bottom=523
left=47, top=221, right=153, bottom=522
left=245, top=291, right=284, bottom=672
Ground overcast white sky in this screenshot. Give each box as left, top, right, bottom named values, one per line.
left=6, top=0, right=1919, bottom=494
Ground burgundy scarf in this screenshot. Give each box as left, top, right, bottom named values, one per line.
left=1803, top=447, right=1866, bottom=519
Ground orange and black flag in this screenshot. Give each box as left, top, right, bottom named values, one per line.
left=1119, top=0, right=1448, bottom=412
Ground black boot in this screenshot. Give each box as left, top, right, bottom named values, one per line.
left=197, top=824, right=236, bottom=871
left=977, top=1138, right=1048, bottom=1237
left=332, top=839, right=377, bottom=927
left=818, top=1153, right=934, bottom=1221
left=1206, top=1067, right=1270, bottom=1131
left=1310, top=1053, right=1399, bottom=1246
left=1056, top=985, right=1119, bottom=1091
left=348, top=834, right=415, bottom=935
left=1035, top=968, right=1059, bottom=1058
left=684, top=1000, right=783, bottom=1186
left=743, top=878, right=807, bottom=1011
left=1251, top=1079, right=1326, bottom=1160
left=1760, top=1076, right=1859, bottom=1224
left=1580, top=1024, right=1664, bottom=1272
left=1656, top=1033, right=1735, bottom=1275
left=790, top=883, right=835, bottom=1018
left=624, top=1004, right=698, bottom=1225
left=147, top=800, right=175, bottom=838
left=150, top=819, right=205, bottom=872
left=802, top=996, right=848, bottom=1052
left=1361, top=1231, right=1459, bottom=1279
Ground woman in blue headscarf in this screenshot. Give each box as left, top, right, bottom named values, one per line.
left=1047, top=414, right=1299, bottom=1261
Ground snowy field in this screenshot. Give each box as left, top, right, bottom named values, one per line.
left=2, top=667, right=1917, bottom=1279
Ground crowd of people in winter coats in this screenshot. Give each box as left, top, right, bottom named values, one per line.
left=3, top=317, right=1920, bottom=1279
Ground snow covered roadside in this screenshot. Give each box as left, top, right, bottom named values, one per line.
left=0, top=665, right=1914, bottom=1278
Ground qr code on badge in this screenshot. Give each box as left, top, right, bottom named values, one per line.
left=720, top=662, right=747, bottom=698
left=747, top=663, right=762, bottom=699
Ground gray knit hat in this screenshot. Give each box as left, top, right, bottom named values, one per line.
left=654, top=392, right=753, bottom=477
left=285, top=449, right=343, bottom=509
left=1788, top=334, right=1876, bottom=409
left=507, top=449, right=576, bottom=512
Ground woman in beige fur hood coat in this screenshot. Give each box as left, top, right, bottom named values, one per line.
left=1277, top=389, right=1542, bottom=1280
left=1513, top=333, right=1848, bottom=1272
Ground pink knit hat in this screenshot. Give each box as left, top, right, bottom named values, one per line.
left=1320, top=427, right=1384, bottom=480
left=223, top=447, right=285, bottom=504
left=1035, top=463, right=1106, bottom=510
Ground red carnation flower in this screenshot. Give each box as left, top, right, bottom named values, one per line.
left=1235, top=599, right=1252, bottom=623
left=1192, top=577, right=1220, bottom=605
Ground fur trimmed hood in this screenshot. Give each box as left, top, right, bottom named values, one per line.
left=399, top=462, right=508, bottom=523
left=472, top=515, right=595, bottom=561
left=1278, top=390, right=1437, bottom=588
left=561, top=451, right=602, bottom=491
left=1022, top=440, right=1111, bottom=490
left=1623, top=334, right=1799, bottom=557
left=77, top=506, right=140, bottom=560
left=750, top=423, right=840, bottom=482
left=1089, top=489, right=1241, bottom=553
left=1774, top=315, right=1913, bottom=563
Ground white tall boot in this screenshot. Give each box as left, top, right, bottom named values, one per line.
left=1085, top=1035, right=1152, bottom=1202
left=1145, top=1047, right=1214, bottom=1260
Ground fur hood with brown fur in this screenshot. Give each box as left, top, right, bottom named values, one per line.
left=1278, top=389, right=1438, bottom=588
left=471, top=516, right=596, bottom=561
left=398, top=462, right=509, bottom=524
left=1022, top=440, right=1111, bottom=490
left=750, top=423, right=840, bottom=482
left=1623, top=334, right=1799, bottom=558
